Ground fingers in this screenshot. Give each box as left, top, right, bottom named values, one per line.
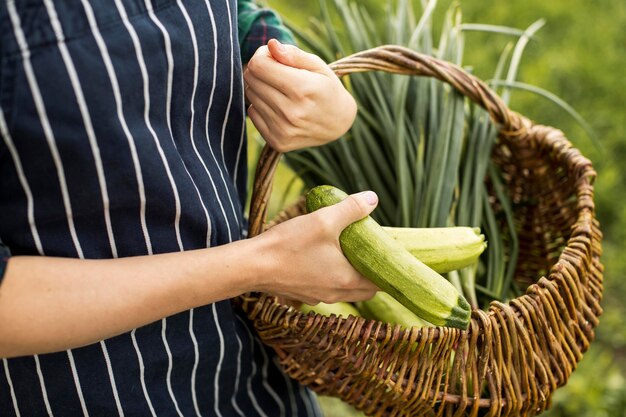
left=267, top=39, right=329, bottom=73
left=245, top=84, right=283, bottom=126
left=244, top=75, right=291, bottom=129
left=246, top=105, right=272, bottom=144
left=245, top=45, right=322, bottom=94
left=246, top=101, right=296, bottom=153
left=317, top=191, right=379, bottom=232
left=244, top=72, right=289, bottom=108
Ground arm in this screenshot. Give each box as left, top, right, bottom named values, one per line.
left=0, top=191, right=379, bottom=358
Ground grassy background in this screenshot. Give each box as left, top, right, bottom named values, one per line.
left=249, top=1, right=626, bottom=415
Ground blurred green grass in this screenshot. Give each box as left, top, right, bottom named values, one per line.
left=248, top=1, right=626, bottom=415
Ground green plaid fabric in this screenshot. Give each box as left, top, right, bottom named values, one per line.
left=238, top=0, right=296, bottom=64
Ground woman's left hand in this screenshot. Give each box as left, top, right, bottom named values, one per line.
left=243, top=39, right=357, bottom=152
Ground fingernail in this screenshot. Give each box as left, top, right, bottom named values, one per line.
left=272, top=39, right=286, bottom=53
left=361, top=191, right=378, bottom=206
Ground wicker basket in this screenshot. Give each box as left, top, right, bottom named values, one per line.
left=235, top=46, right=603, bottom=417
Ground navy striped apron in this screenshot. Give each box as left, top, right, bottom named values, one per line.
left=0, top=0, right=321, bottom=415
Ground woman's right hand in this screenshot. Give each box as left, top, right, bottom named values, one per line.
left=250, top=191, right=380, bottom=305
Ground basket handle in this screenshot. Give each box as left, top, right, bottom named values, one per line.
left=248, top=45, right=528, bottom=237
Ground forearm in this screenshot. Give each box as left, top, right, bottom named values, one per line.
left=0, top=192, right=380, bottom=358
left=0, top=238, right=265, bottom=358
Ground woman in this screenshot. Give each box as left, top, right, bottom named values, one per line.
left=0, top=0, right=377, bottom=415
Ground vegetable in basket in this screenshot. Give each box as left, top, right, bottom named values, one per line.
left=299, top=225, right=485, bottom=327
left=383, top=226, right=486, bottom=273
left=356, top=291, right=431, bottom=328
left=300, top=301, right=361, bottom=318
left=305, top=185, right=472, bottom=329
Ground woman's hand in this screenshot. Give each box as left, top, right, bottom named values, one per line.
left=251, top=191, right=379, bottom=305
left=244, top=39, right=357, bottom=152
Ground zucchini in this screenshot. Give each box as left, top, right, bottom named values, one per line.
left=382, top=226, right=486, bottom=273
left=306, top=185, right=471, bottom=329
left=356, top=292, right=431, bottom=328
left=300, top=301, right=361, bottom=318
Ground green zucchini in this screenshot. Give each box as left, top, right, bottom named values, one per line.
left=356, top=292, right=431, bottom=328
left=299, top=301, right=361, bottom=318
left=306, top=185, right=471, bottom=329
left=382, top=226, right=486, bottom=273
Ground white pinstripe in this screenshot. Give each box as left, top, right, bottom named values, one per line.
left=203, top=0, right=243, bottom=233
left=179, top=0, right=236, bottom=243
left=0, top=110, right=44, bottom=256
left=78, top=0, right=153, bottom=255
left=161, top=319, right=184, bottom=417
left=174, top=3, right=246, bottom=415
left=188, top=309, right=203, bottom=417
left=66, top=350, right=89, bottom=417
left=100, top=341, right=125, bottom=416
left=219, top=0, right=236, bottom=169
left=33, top=355, right=54, bottom=416
left=312, top=392, right=323, bottom=417
left=41, top=0, right=118, bottom=259
left=2, top=359, right=21, bottom=417
left=231, top=333, right=246, bottom=417
left=0, top=104, right=42, bottom=417
left=8, top=2, right=88, bottom=413
left=255, top=338, right=286, bottom=417
left=141, top=7, right=218, bottom=414
left=231, top=0, right=247, bottom=188
left=232, top=114, right=247, bottom=188
left=113, top=0, right=184, bottom=253
left=141, top=2, right=222, bottom=414
left=78, top=0, right=157, bottom=412
left=211, top=303, right=226, bottom=417
left=298, top=385, right=315, bottom=417
left=235, top=315, right=269, bottom=417
left=144, top=0, right=213, bottom=248
left=225, top=0, right=248, bottom=191
left=113, top=1, right=191, bottom=414
left=274, top=356, right=297, bottom=414
left=130, top=330, right=157, bottom=417
left=41, top=2, right=125, bottom=414
left=6, top=0, right=84, bottom=258
left=173, top=4, right=238, bottom=415
left=171, top=0, right=232, bottom=241
left=230, top=0, right=247, bottom=189
left=240, top=316, right=306, bottom=417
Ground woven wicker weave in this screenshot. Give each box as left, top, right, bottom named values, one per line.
left=235, top=46, right=603, bottom=417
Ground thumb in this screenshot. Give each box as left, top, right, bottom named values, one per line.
left=267, top=39, right=328, bottom=72
left=324, top=191, right=379, bottom=231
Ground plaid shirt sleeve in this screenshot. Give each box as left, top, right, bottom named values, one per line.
left=0, top=239, right=10, bottom=285
left=237, top=0, right=296, bottom=64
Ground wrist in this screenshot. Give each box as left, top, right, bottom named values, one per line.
left=189, top=236, right=274, bottom=300
left=238, top=232, right=278, bottom=294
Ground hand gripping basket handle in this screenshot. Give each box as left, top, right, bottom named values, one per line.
left=243, top=45, right=603, bottom=415
left=248, top=45, right=528, bottom=238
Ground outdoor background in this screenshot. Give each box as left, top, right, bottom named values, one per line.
left=250, top=1, right=626, bottom=415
